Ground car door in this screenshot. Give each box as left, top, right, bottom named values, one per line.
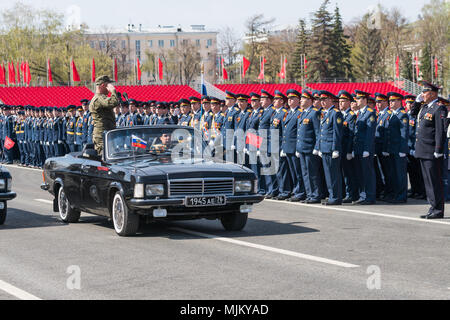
left=80, top=158, right=112, bottom=216
left=62, top=157, right=85, bottom=208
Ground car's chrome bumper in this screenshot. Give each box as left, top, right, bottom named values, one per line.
left=128, top=194, right=264, bottom=209
left=0, top=191, right=17, bottom=201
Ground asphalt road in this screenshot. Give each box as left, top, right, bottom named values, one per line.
left=1, top=164, right=450, bottom=300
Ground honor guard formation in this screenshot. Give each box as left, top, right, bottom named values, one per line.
left=1, top=80, right=449, bottom=219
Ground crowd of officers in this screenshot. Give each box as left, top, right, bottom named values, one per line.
left=1, top=81, right=449, bottom=218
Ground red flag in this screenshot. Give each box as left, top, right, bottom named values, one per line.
left=114, top=58, right=118, bottom=81
left=221, top=58, right=228, bottom=80
left=8, top=62, right=16, bottom=84
left=257, top=57, right=266, bottom=80
left=158, top=58, right=163, bottom=80
left=304, top=57, right=308, bottom=79
left=47, top=59, right=53, bottom=83
left=136, top=58, right=141, bottom=81
left=395, top=56, right=400, bottom=78
left=25, top=61, right=31, bottom=85
left=92, top=58, right=96, bottom=82
left=245, top=132, right=263, bottom=149
left=434, top=57, right=438, bottom=78
left=4, top=136, right=15, bottom=150
left=242, top=56, right=250, bottom=78
left=0, top=64, right=5, bottom=85
left=278, top=57, right=287, bottom=79
left=17, top=62, right=21, bottom=84
left=71, top=59, right=80, bottom=82
left=414, top=56, right=419, bottom=78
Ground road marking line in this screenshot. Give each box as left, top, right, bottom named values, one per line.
left=3, top=164, right=42, bottom=172
left=34, top=199, right=53, bottom=205
left=170, top=227, right=359, bottom=268
left=0, top=280, right=41, bottom=300
left=264, top=199, right=450, bottom=226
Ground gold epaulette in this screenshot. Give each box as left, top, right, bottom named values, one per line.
left=313, top=108, right=318, bottom=111
left=367, top=108, right=374, bottom=112
left=350, top=111, right=355, bottom=115
left=271, top=106, right=276, bottom=110
left=387, top=110, right=392, bottom=114
left=282, top=108, right=287, bottom=112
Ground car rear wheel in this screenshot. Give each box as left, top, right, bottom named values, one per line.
left=0, top=201, right=7, bottom=225
left=112, top=192, right=139, bottom=236
left=220, top=211, right=248, bottom=231
left=58, top=187, right=80, bottom=223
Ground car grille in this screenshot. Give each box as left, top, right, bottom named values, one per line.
left=169, top=178, right=234, bottom=197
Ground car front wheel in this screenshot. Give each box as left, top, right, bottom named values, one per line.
left=0, top=201, right=7, bottom=225
left=112, top=192, right=139, bottom=236
left=220, top=211, right=248, bottom=231
left=58, top=187, right=80, bottom=223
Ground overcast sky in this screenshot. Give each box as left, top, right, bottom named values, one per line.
left=0, top=0, right=427, bottom=34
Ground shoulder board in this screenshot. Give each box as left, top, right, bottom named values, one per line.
left=259, top=109, right=264, bottom=113
left=334, top=108, right=339, bottom=112
left=387, top=110, right=392, bottom=114
left=350, top=111, right=355, bottom=115
left=282, top=109, right=287, bottom=112
left=220, top=113, right=225, bottom=117
left=401, top=110, right=406, bottom=114
left=367, top=108, right=374, bottom=112
left=247, top=109, right=252, bottom=113
left=271, top=106, right=276, bottom=110
left=313, top=108, right=318, bottom=111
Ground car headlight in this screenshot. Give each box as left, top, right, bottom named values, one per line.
left=146, top=184, right=164, bottom=196
left=235, top=180, right=252, bottom=193
left=134, top=183, right=144, bottom=198
left=7, top=178, right=11, bottom=192
left=0, top=179, right=5, bottom=190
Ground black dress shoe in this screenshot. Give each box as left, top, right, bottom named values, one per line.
left=287, top=197, right=302, bottom=202
left=414, top=194, right=426, bottom=200
left=420, top=212, right=444, bottom=219
left=265, top=195, right=273, bottom=199
left=275, top=195, right=289, bottom=201
left=306, top=199, right=321, bottom=204
left=323, top=201, right=342, bottom=206
left=353, top=200, right=375, bottom=205
left=342, top=197, right=353, bottom=203
left=387, top=199, right=407, bottom=204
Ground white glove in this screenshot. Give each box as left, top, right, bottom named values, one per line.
left=363, top=151, right=369, bottom=158
left=280, top=151, right=286, bottom=157
left=295, top=151, right=300, bottom=158
left=58, top=140, right=63, bottom=144
left=434, top=152, right=443, bottom=158
left=318, top=151, right=323, bottom=158
left=40, top=141, right=43, bottom=145
left=346, top=153, right=353, bottom=160
left=332, top=151, right=339, bottom=159
left=243, top=148, right=248, bottom=154
left=416, top=93, right=424, bottom=103
left=351, top=151, right=355, bottom=158
left=257, top=150, right=261, bottom=157
left=399, top=152, right=406, bottom=158
left=312, top=149, right=319, bottom=156
left=382, top=152, right=389, bottom=157
left=208, top=140, right=215, bottom=146
left=231, top=145, right=236, bottom=150
left=409, top=150, right=415, bottom=156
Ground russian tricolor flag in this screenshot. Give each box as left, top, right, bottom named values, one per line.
left=131, top=135, right=148, bottom=149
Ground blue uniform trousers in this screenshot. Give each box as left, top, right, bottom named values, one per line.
left=341, top=157, right=359, bottom=201
left=322, top=154, right=342, bottom=204
left=299, top=152, right=321, bottom=201
left=285, top=153, right=306, bottom=199
left=277, top=156, right=293, bottom=197
left=354, top=154, right=376, bottom=202
left=393, top=155, right=408, bottom=202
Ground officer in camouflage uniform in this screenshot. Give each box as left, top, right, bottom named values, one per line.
left=89, top=75, right=119, bottom=156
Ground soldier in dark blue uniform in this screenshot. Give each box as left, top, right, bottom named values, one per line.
left=223, top=91, right=240, bottom=162
left=296, top=90, right=322, bottom=203
left=317, top=91, right=343, bottom=205
left=51, top=107, right=63, bottom=156
left=0, top=107, right=4, bottom=163
left=373, top=93, right=394, bottom=201
left=352, top=90, right=377, bottom=204
left=272, top=91, right=290, bottom=200
left=65, top=105, right=77, bottom=153
left=387, top=92, right=409, bottom=203
left=409, top=81, right=447, bottom=218
left=209, top=97, right=225, bottom=147
left=81, top=99, right=90, bottom=148
left=405, top=95, right=426, bottom=199
left=2, top=106, right=15, bottom=164
left=178, top=99, right=193, bottom=126
left=74, top=106, right=84, bottom=152
left=190, top=96, right=202, bottom=130
left=46, top=107, right=55, bottom=158
left=128, top=99, right=143, bottom=126
left=118, top=102, right=130, bottom=127
left=200, top=96, right=213, bottom=141
left=234, top=94, right=252, bottom=167
left=15, top=111, right=25, bottom=165
left=338, top=91, right=358, bottom=203
left=258, top=90, right=276, bottom=198
left=153, top=102, right=173, bottom=125
left=142, top=102, right=153, bottom=125
left=280, top=89, right=306, bottom=202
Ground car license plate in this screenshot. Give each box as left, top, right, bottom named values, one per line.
left=185, top=195, right=226, bottom=207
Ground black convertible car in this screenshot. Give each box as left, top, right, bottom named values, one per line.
left=41, top=126, right=263, bottom=236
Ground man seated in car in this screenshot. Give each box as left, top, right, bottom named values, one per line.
left=150, top=132, right=174, bottom=154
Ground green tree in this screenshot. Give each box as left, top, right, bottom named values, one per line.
left=289, top=19, right=309, bottom=82
left=329, top=5, right=352, bottom=79
left=420, top=42, right=433, bottom=81
left=308, top=0, right=334, bottom=81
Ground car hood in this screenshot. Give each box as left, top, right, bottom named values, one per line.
left=131, top=161, right=253, bottom=179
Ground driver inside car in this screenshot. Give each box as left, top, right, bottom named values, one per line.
left=150, top=133, right=174, bottom=154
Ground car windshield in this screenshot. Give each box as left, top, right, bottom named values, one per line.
left=105, top=127, right=205, bottom=162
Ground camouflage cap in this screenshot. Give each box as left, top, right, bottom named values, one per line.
left=95, top=75, right=114, bottom=86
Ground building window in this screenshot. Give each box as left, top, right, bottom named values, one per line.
left=196, top=39, right=200, bottom=47
left=89, top=41, right=95, bottom=48
left=136, top=40, right=141, bottom=59
left=182, top=39, right=189, bottom=46
left=99, top=41, right=106, bottom=49
left=121, top=40, right=126, bottom=49
left=207, top=39, right=212, bottom=47
left=148, top=40, right=153, bottom=47
left=111, top=40, right=116, bottom=48
left=170, top=40, right=175, bottom=47
left=158, top=40, right=164, bottom=48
